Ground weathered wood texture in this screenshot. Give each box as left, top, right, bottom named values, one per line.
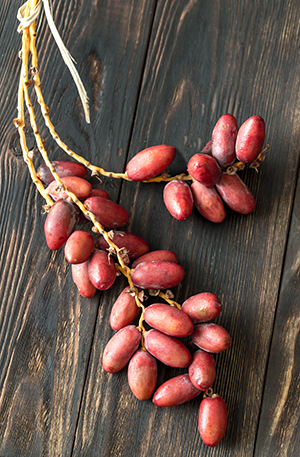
left=0, top=0, right=299, bottom=456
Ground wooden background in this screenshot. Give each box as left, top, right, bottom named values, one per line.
left=0, top=1, right=299, bottom=456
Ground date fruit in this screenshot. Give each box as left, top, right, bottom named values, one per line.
left=191, top=181, right=226, bottom=223
left=46, top=176, right=92, bottom=201
left=88, top=250, right=116, bottom=290
left=71, top=260, right=97, bottom=298
left=144, top=303, right=194, bottom=337
left=192, top=323, right=231, bottom=353
left=84, top=196, right=129, bottom=229
left=126, top=145, right=176, bottom=181
left=128, top=349, right=157, bottom=400
left=198, top=394, right=228, bottom=447
left=181, top=292, right=222, bottom=323
left=37, top=160, right=87, bottom=185
left=211, top=113, right=238, bottom=168
left=236, top=115, right=265, bottom=163
left=64, top=230, right=94, bottom=264
left=132, top=261, right=185, bottom=289
left=153, top=374, right=200, bottom=407
left=131, top=250, right=178, bottom=268
left=216, top=173, right=255, bottom=214
left=110, top=286, right=140, bottom=331
left=44, top=199, right=80, bottom=250
left=187, top=153, right=221, bottom=187
left=102, top=325, right=141, bottom=373
left=97, top=231, right=149, bottom=260
left=144, top=329, right=191, bottom=368
left=163, top=180, right=194, bottom=221
left=89, top=188, right=109, bottom=199
left=189, top=349, right=216, bottom=390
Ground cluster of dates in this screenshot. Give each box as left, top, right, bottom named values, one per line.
left=162, top=114, right=265, bottom=222
left=103, top=279, right=230, bottom=448
left=39, top=112, right=265, bottom=447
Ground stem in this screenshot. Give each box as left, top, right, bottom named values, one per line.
left=158, top=291, right=181, bottom=309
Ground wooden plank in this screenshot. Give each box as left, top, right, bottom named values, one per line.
left=0, top=0, right=155, bottom=455
left=72, top=0, right=300, bottom=456
left=254, top=164, right=300, bottom=457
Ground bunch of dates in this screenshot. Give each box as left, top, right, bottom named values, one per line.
left=162, top=114, right=266, bottom=222
left=39, top=112, right=265, bottom=447
left=104, top=282, right=230, bottom=448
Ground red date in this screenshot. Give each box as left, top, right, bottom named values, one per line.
left=126, top=145, right=176, bottom=181
left=102, top=325, right=141, bottom=373
left=163, top=180, right=194, bottom=221
left=153, top=374, right=200, bottom=407
left=198, top=394, right=228, bottom=447
left=132, top=261, right=185, bottom=289
left=144, top=303, right=194, bottom=337
left=192, top=323, right=231, bottom=353
left=44, top=199, right=80, bottom=250
left=144, top=329, right=191, bottom=368
left=88, top=250, right=116, bottom=290
left=181, top=292, right=222, bottom=323
left=128, top=349, right=157, bottom=400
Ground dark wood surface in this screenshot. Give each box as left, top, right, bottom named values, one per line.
left=0, top=1, right=299, bottom=456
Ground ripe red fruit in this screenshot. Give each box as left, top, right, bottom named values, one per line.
left=126, top=145, right=176, bottom=181
left=84, top=196, right=129, bottom=229
left=188, top=349, right=216, bottom=390
left=216, top=173, right=255, bottom=214
left=44, top=199, right=80, bottom=250
left=181, top=292, right=222, bottom=323
left=71, top=260, right=97, bottom=298
left=88, top=250, right=116, bottom=290
left=163, top=180, right=194, bottom=221
left=144, top=329, right=191, bottom=368
left=198, top=394, right=228, bottom=447
left=187, top=153, right=221, bottom=187
left=110, top=287, right=140, bottom=331
left=102, top=325, right=141, bottom=373
left=153, top=374, right=200, bottom=407
left=211, top=113, right=238, bottom=168
left=192, top=323, right=231, bottom=353
left=131, top=261, right=185, bottom=290
left=128, top=349, right=157, bottom=400
left=46, top=176, right=92, bottom=201
left=64, top=230, right=94, bottom=264
left=191, top=181, right=226, bottom=223
left=235, top=115, right=265, bottom=163
left=97, top=231, right=149, bottom=260
left=131, top=250, right=178, bottom=269
left=37, top=160, right=87, bottom=185
left=144, top=303, right=194, bottom=337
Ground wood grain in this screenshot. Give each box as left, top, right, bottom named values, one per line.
left=254, top=165, right=300, bottom=457
left=0, top=0, right=155, bottom=456
left=72, top=1, right=300, bottom=456
left=0, top=0, right=299, bottom=456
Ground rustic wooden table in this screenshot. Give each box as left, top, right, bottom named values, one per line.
left=0, top=1, right=299, bottom=456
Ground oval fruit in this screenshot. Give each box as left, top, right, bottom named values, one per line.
left=97, top=231, right=149, bottom=260
left=84, top=196, right=129, bottom=229
left=198, top=394, right=228, bottom=447
left=89, top=188, right=109, bottom=199
left=187, top=153, right=221, bottom=187
left=153, top=374, right=200, bottom=407
left=211, top=113, right=238, bottom=168
left=163, top=180, right=194, bottom=221
left=44, top=199, right=80, bottom=250
left=102, top=325, right=141, bottom=373
left=236, top=115, right=265, bottom=163
left=132, top=261, right=185, bottom=290
left=110, top=287, right=140, bottom=331
left=144, top=329, right=191, bottom=368
left=216, top=173, right=255, bottom=214
left=144, top=303, right=194, bottom=337
left=131, top=250, right=178, bottom=269
left=192, top=323, right=231, bottom=353
left=181, top=292, right=222, bottom=323
left=126, top=145, right=176, bottom=181
left=71, top=260, right=97, bottom=298
left=88, top=250, right=116, bottom=290
left=64, top=230, right=94, bottom=264
left=191, top=181, right=226, bottom=223
left=37, top=160, right=87, bottom=185
left=189, top=350, right=216, bottom=390
left=46, top=176, right=92, bottom=201
left=128, top=349, right=157, bottom=400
